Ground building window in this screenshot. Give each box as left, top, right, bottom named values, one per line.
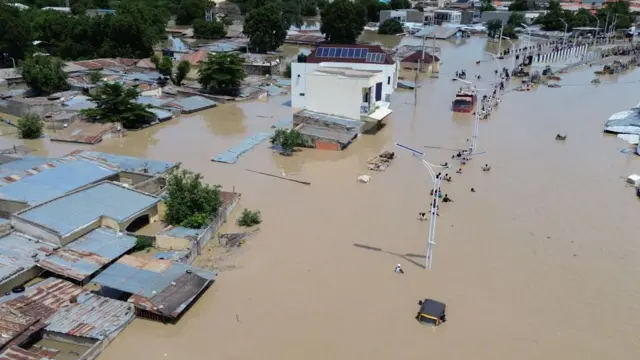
left=299, top=93, right=305, bottom=96
left=387, top=76, right=391, bottom=85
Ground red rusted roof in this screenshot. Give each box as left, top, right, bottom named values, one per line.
left=2, top=279, right=84, bottom=320
left=0, top=346, right=56, bottom=360
left=0, top=305, right=45, bottom=352
left=400, top=51, right=440, bottom=64
left=305, top=44, right=395, bottom=65
left=180, top=50, right=208, bottom=66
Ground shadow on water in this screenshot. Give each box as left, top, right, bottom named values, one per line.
left=353, top=243, right=427, bottom=269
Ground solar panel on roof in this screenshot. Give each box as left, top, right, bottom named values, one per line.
left=347, top=48, right=355, bottom=58
left=316, top=48, right=324, bottom=57
left=329, top=48, right=337, bottom=57
left=337, top=48, right=344, bottom=57
left=361, top=49, right=369, bottom=58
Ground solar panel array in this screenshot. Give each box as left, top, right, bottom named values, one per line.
left=366, top=52, right=386, bottom=63
left=316, top=47, right=369, bottom=59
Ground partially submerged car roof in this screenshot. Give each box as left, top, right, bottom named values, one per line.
left=420, top=299, right=446, bottom=317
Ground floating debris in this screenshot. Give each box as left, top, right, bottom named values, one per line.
left=357, top=175, right=371, bottom=183
left=367, top=151, right=395, bottom=171
left=219, top=230, right=258, bottom=248
left=246, top=169, right=311, bottom=185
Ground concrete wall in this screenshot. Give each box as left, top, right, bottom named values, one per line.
left=155, top=234, right=191, bottom=250
left=292, top=61, right=398, bottom=109
left=0, top=98, right=63, bottom=118
left=140, top=87, right=162, bottom=97
left=117, top=171, right=153, bottom=186
left=11, top=216, right=63, bottom=245
left=305, top=71, right=382, bottom=120
left=132, top=176, right=166, bottom=195
left=380, top=10, right=423, bottom=24
left=0, top=266, right=42, bottom=294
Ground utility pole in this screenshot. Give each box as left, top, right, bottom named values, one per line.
left=414, top=59, right=420, bottom=106
left=498, top=23, right=504, bottom=55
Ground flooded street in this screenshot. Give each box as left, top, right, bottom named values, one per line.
left=4, top=36, right=640, bottom=359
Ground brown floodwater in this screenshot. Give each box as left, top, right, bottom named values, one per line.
left=3, top=36, right=640, bottom=359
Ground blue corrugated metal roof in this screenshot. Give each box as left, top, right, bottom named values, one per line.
left=92, top=255, right=215, bottom=298
left=17, top=182, right=160, bottom=236
left=37, top=228, right=136, bottom=281
left=135, top=96, right=170, bottom=107
left=123, top=72, right=162, bottom=83
left=77, top=151, right=175, bottom=175
left=0, top=158, right=118, bottom=204
left=212, top=132, right=272, bottom=164
left=149, top=108, right=173, bottom=121
left=0, top=156, right=59, bottom=184
left=63, top=95, right=91, bottom=106
left=0, top=232, right=55, bottom=283
left=153, top=250, right=188, bottom=261
left=169, top=96, right=217, bottom=113
left=159, top=226, right=201, bottom=240
left=0, top=218, right=7, bottom=226
left=64, top=101, right=97, bottom=111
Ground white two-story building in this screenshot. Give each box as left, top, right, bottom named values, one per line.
left=291, top=44, right=399, bottom=110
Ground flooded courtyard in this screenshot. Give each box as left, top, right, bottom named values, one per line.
left=2, top=36, right=640, bottom=359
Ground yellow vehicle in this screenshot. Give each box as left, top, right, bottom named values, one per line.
left=416, top=299, right=447, bottom=326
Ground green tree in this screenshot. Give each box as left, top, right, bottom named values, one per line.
left=193, top=18, right=227, bottom=39
left=320, top=0, right=367, bottom=44
left=164, top=166, right=223, bottom=229
left=198, top=53, right=246, bottom=96
left=82, top=83, right=155, bottom=129
left=413, top=5, right=424, bottom=12
left=301, top=0, right=318, bottom=16
left=0, top=4, right=33, bottom=61
left=237, top=209, right=262, bottom=227
left=159, top=56, right=174, bottom=77
left=20, top=56, right=69, bottom=96
left=378, top=19, right=404, bottom=35
left=389, top=0, right=410, bottom=10
left=132, top=236, right=153, bottom=252
left=596, top=1, right=633, bottom=30
left=534, top=1, right=573, bottom=31
left=17, top=114, right=43, bottom=139
left=507, top=12, right=525, bottom=27
left=176, top=0, right=209, bottom=25
left=284, top=62, right=292, bottom=78
left=88, top=70, right=102, bottom=84
left=270, top=128, right=304, bottom=152
left=480, top=0, right=496, bottom=12
left=486, top=19, right=502, bottom=39
left=244, top=3, right=287, bottom=53
left=316, top=0, right=329, bottom=11
left=174, top=60, right=191, bottom=85
left=508, top=0, right=532, bottom=11
left=356, top=0, right=390, bottom=23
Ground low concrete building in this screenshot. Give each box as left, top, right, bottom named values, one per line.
left=379, top=9, right=425, bottom=24
left=12, top=181, right=161, bottom=246
left=92, top=255, right=216, bottom=323
left=400, top=51, right=441, bottom=73
left=434, top=9, right=462, bottom=25
left=0, top=231, right=55, bottom=295
left=305, top=67, right=385, bottom=121
left=481, top=10, right=511, bottom=24
left=37, top=227, right=136, bottom=284
left=293, top=110, right=364, bottom=151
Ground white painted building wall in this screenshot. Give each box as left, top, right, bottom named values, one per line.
left=140, top=87, right=162, bottom=97
left=291, top=61, right=399, bottom=110
left=305, top=70, right=383, bottom=120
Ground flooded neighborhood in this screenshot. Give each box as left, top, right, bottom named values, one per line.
left=1, top=0, right=640, bottom=359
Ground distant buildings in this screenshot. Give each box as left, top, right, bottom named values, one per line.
left=433, top=9, right=462, bottom=25
left=379, top=9, right=425, bottom=24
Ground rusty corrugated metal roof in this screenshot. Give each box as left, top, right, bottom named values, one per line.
left=0, top=305, right=44, bottom=350
left=0, top=346, right=56, bottom=360
left=2, top=279, right=84, bottom=320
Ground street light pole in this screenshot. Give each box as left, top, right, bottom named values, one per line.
left=500, top=36, right=516, bottom=70
left=395, top=142, right=450, bottom=270
left=560, top=18, right=568, bottom=47
left=588, top=13, right=600, bottom=46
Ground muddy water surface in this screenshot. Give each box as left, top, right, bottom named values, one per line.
left=4, top=37, right=640, bottom=360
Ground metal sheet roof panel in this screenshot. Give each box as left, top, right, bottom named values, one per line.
left=16, top=182, right=160, bottom=236
left=76, top=151, right=175, bottom=175
left=37, top=228, right=136, bottom=281
left=0, top=232, right=55, bottom=284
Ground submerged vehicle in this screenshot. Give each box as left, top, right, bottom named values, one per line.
left=452, top=86, right=476, bottom=113
left=416, top=299, right=447, bottom=326
left=555, top=134, right=567, bottom=140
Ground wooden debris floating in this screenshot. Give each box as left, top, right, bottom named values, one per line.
left=246, top=169, right=311, bottom=185
left=367, top=150, right=395, bottom=171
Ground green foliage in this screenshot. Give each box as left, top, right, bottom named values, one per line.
left=19, top=56, right=69, bottom=96
left=198, top=53, right=246, bottom=96
left=507, top=12, right=526, bottom=27
left=133, top=236, right=154, bottom=252
left=175, top=60, right=191, bottom=86
left=237, top=209, right=262, bottom=227
left=284, top=62, right=292, bottom=78
left=0, top=4, right=33, bottom=61
left=88, top=70, right=102, bottom=84
left=301, top=0, right=318, bottom=16
left=244, top=3, right=288, bottom=53
left=17, top=114, right=43, bottom=139
left=320, top=0, right=367, bottom=44
left=413, top=5, right=424, bottom=12
left=193, top=18, right=227, bottom=39
left=486, top=20, right=502, bottom=39
left=389, top=0, right=410, bottom=10
left=82, top=83, right=155, bottom=129
left=164, top=166, right=223, bottom=229
left=158, top=56, right=174, bottom=77
left=270, top=128, right=304, bottom=152
left=176, top=0, right=209, bottom=25
left=316, top=0, right=329, bottom=11
left=480, top=0, right=496, bottom=13
left=356, top=0, right=390, bottom=22
left=378, top=19, right=404, bottom=35
left=508, top=0, right=534, bottom=11
left=0, top=2, right=167, bottom=61
left=534, top=0, right=632, bottom=31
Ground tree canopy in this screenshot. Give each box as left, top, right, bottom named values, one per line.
left=19, top=56, right=69, bottom=96
left=378, top=19, right=404, bottom=35
left=389, top=0, right=410, bottom=10
left=508, top=0, right=536, bottom=11
left=0, top=2, right=167, bottom=62
left=17, top=114, right=43, bottom=139
left=534, top=0, right=633, bottom=31
left=244, top=3, right=288, bottom=53
left=82, top=83, right=155, bottom=129
left=320, top=0, right=367, bottom=44
left=356, top=0, right=390, bottom=23
left=193, top=18, right=227, bottom=39
left=480, top=0, right=496, bottom=13
left=198, top=53, right=246, bottom=96
left=175, top=0, right=210, bottom=25
left=164, top=166, right=223, bottom=229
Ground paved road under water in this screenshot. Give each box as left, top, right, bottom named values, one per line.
left=3, top=36, right=640, bottom=359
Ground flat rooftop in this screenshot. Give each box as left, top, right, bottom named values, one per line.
left=92, top=255, right=215, bottom=320
left=0, top=278, right=134, bottom=341
left=15, top=182, right=160, bottom=236
left=0, top=232, right=55, bottom=285
left=0, top=157, right=118, bottom=205
left=312, top=67, right=381, bottom=78
left=73, top=151, right=176, bottom=176
left=37, top=228, right=136, bottom=282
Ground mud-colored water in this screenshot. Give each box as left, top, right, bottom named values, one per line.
left=4, top=37, right=640, bottom=359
